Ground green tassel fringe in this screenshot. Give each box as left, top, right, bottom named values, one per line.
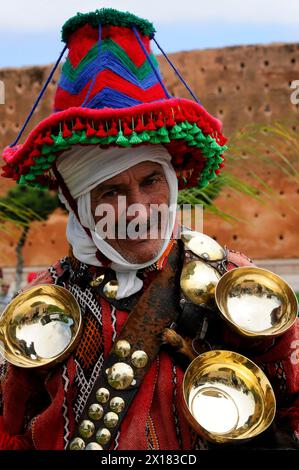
left=21, top=118, right=228, bottom=190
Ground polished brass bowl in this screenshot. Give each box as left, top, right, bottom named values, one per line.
left=180, top=260, right=221, bottom=307
left=182, top=350, right=276, bottom=444
left=215, top=267, right=298, bottom=338
left=0, top=284, right=82, bottom=368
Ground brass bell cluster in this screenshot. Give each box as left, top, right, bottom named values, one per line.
left=179, top=229, right=298, bottom=444
left=69, top=339, right=149, bottom=450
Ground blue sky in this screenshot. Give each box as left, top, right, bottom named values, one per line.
left=0, top=0, right=298, bottom=67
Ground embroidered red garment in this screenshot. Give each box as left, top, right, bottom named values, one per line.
left=0, top=248, right=298, bottom=450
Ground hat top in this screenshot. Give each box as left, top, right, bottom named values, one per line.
left=61, top=8, right=156, bottom=43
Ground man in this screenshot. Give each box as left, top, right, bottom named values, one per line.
left=0, top=280, right=12, bottom=314
left=0, top=8, right=298, bottom=450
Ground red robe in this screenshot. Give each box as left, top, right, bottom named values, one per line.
left=0, top=248, right=298, bottom=450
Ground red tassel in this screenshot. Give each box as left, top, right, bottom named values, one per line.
left=123, top=121, right=133, bottom=136
left=86, top=122, right=96, bottom=137
left=146, top=117, right=156, bottom=131
left=155, top=113, right=164, bottom=128
left=73, top=117, right=85, bottom=131
left=42, top=131, right=54, bottom=145
left=175, top=109, right=185, bottom=122
left=96, top=123, right=107, bottom=138
left=134, top=117, right=144, bottom=132
left=28, top=148, right=41, bottom=158
left=166, top=115, right=175, bottom=127
left=215, top=169, right=221, bottom=174
left=1, top=165, right=13, bottom=178
left=107, top=121, right=118, bottom=136
left=34, top=134, right=45, bottom=146
left=219, top=162, right=225, bottom=168
left=22, top=156, right=36, bottom=168
left=62, top=122, right=72, bottom=138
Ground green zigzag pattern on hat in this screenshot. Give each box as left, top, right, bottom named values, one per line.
left=62, top=39, right=159, bottom=83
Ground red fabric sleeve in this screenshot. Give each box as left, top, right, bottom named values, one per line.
left=0, top=417, right=33, bottom=450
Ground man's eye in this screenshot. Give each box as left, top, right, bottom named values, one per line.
left=144, top=177, right=160, bottom=186
left=103, top=189, right=118, bottom=198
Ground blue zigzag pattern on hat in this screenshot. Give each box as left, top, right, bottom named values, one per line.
left=58, top=52, right=159, bottom=94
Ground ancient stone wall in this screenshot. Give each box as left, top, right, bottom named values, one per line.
left=0, top=42, right=298, bottom=267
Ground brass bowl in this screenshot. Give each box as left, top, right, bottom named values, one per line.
left=182, top=350, right=276, bottom=444
left=0, top=284, right=82, bottom=368
left=215, top=267, right=298, bottom=338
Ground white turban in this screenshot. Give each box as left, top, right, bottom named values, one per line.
left=57, top=144, right=178, bottom=298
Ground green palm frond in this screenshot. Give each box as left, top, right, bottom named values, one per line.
left=179, top=120, right=299, bottom=220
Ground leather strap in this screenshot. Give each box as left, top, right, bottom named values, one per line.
left=68, top=241, right=183, bottom=450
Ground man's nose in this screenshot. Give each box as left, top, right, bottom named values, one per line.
left=125, top=188, right=151, bottom=221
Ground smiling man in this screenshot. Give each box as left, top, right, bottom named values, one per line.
left=1, top=7, right=298, bottom=451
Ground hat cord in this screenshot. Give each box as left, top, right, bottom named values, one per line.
left=9, top=44, right=68, bottom=147
left=152, top=37, right=202, bottom=105
left=132, top=26, right=171, bottom=99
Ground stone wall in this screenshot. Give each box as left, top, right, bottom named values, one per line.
left=0, top=42, right=299, bottom=268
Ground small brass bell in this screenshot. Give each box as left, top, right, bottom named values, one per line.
left=103, top=280, right=119, bottom=299
left=96, top=427, right=111, bottom=445
left=103, top=411, right=119, bottom=429
left=110, top=396, right=125, bottom=413
left=79, top=420, right=95, bottom=439
left=106, top=362, right=134, bottom=390
left=96, top=387, right=110, bottom=404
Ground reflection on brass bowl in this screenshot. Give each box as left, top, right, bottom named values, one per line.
left=182, top=350, right=276, bottom=444
left=215, top=267, right=298, bottom=338
left=180, top=260, right=221, bottom=307
left=0, top=284, right=82, bottom=368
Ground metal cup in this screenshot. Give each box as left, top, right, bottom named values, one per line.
left=182, top=350, right=276, bottom=444
left=0, top=284, right=82, bottom=368
left=215, top=266, right=298, bottom=340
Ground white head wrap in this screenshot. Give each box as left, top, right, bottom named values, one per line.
left=57, top=145, right=178, bottom=298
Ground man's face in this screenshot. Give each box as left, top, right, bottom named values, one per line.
left=91, top=161, right=170, bottom=263
left=1, top=284, right=9, bottom=295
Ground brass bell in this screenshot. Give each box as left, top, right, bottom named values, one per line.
left=88, top=403, right=104, bottom=421
left=114, top=339, right=131, bottom=358
left=106, top=362, right=134, bottom=390
left=89, top=275, right=104, bottom=287
left=85, top=442, right=103, bottom=450
left=69, top=437, right=85, bottom=450
left=96, top=387, right=110, bottom=404
left=180, top=260, right=220, bottom=306
left=131, top=350, right=148, bottom=368
left=103, top=411, right=119, bottom=429
left=79, top=420, right=95, bottom=439
left=96, top=427, right=111, bottom=445
left=110, top=396, right=125, bottom=413
left=103, top=280, right=119, bottom=299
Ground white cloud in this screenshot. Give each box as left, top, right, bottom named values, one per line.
left=2, top=0, right=299, bottom=32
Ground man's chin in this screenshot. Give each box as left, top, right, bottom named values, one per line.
left=115, top=239, right=164, bottom=264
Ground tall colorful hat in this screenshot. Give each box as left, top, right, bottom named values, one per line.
left=1, top=8, right=227, bottom=191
